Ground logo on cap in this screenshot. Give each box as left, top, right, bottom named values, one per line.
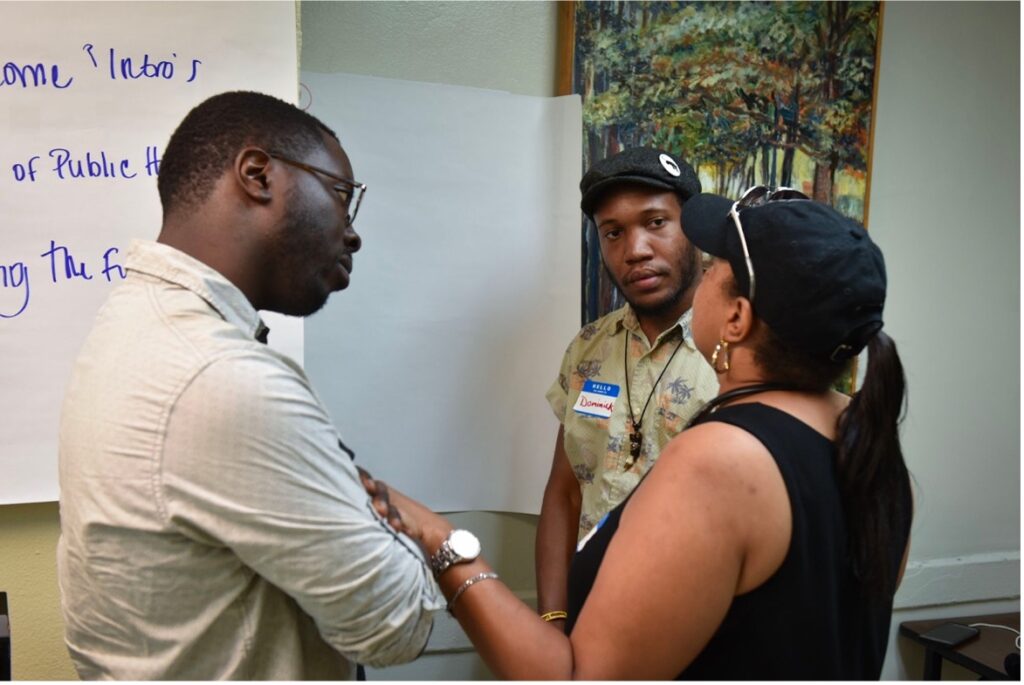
left=659, top=153, right=681, bottom=177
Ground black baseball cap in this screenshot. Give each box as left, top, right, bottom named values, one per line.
left=682, top=193, right=886, bottom=361
left=580, top=147, right=701, bottom=217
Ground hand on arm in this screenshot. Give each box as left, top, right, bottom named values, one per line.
left=369, top=481, right=577, bottom=679
left=535, top=426, right=581, bottom=627
left=361, top=467, right=406, bottom=531
left=373, top=422, right=776, bottom=679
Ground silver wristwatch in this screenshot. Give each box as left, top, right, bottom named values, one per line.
left=429, top=529, right=481, bottom=578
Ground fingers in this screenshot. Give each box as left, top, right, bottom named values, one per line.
left=354, top=463, right=391, bottom=517
left=356, top=466, right=391, bottom=520
left=372, top=479, right=391, bottom=518
left=386, top=502, right=403, bottom=529
left=376, top=482, right=405, bottom=531
left=356, top=465, right=376, bottom=493
left=354, top=469, right=422, bottom=540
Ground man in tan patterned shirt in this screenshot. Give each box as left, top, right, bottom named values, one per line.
left=536, top=148, right=718, bottom=628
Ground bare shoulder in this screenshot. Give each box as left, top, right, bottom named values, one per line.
left=648, top=420, right=779, bottom=493
left=634, top=420, right=794, bottom=593
left=628, top=421, right=789, bottom=543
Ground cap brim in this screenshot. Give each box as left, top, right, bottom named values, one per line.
left=681, top=193, right=735, bottom=257
left=581, top=175, right=677, bottom=215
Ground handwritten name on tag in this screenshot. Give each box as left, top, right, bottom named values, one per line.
left=572, top=380, right=620, bottom=419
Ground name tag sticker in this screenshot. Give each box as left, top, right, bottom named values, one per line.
left=572, top=380, right=620, bottom=419
left=577, top=512, right=610, bottom=552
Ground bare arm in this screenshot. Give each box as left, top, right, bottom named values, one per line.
left=376, top=487, right=576, bottom=678
left=535, top=426, right=581, bottom=625
left=379, top=423, right=771, bottom=679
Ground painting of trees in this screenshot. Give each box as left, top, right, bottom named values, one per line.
left=572, top=1, right=882, bottom=323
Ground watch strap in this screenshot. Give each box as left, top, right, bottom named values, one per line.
left=430, top=539, right=456, bottom=577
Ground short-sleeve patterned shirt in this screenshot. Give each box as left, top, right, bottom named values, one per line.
left=545, top=305, right=718, bottom=539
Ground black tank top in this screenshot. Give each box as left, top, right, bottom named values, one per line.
left=566, top=403, right=911, bottom=680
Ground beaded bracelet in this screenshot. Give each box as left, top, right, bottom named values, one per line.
left=446, top=572, right=499, bottom=613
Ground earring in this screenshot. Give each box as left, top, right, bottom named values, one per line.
left=711, top=340, right=730, bottom=373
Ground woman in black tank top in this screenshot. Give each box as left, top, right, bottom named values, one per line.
left=371, top=190, right=913, bottom=679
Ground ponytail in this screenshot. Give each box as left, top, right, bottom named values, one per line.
left=836, top=332, right=912, bottom=600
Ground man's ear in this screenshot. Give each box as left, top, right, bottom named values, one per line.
left=235, top=147, right=273, bottom=203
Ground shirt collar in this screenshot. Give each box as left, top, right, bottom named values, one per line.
left=615, top=303, right=697, bottom=350
left=125, top=240, right=268, bottom=341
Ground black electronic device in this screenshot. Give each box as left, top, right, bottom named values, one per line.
left=918, top=622, right=980, bottom=649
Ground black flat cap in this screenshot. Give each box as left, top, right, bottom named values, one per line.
left=580, top=147, right=701, bottom=217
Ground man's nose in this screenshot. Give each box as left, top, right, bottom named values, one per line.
left=344, top=223, right=362, bottom=253
left=624, top=230, right=653, bottom=262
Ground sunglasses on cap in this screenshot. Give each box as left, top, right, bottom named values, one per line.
left=728, top=185, right=809, bottom=303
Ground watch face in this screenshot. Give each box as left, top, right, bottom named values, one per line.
left=449, top=529, right=481, bottom=559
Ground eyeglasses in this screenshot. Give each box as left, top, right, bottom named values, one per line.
left=728, top=185, right=809, bottom=303
left=269, top=153, right=367, bottom=226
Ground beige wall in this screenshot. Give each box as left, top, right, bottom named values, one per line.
left=300, top=1, right=559, bottom=97
left=0, top=503, right=77, bottom=679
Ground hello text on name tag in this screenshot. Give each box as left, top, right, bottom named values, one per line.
left=572, top=380, right=620, bottom=419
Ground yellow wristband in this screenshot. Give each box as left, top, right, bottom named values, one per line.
left=541, top=610, right=568, bottom=622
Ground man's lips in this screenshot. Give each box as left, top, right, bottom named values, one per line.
left=331, top=255, right=353, bottom=289
left=625, top=269, right=663, bottom=289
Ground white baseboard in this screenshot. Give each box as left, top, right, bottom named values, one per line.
left=895, top=550, right=1020, bottom=609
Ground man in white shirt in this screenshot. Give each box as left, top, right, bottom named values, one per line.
left=57, top=91, right=442, bottom=680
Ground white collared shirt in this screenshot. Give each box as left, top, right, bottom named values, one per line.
left=57, top=240, right=442, bottom=680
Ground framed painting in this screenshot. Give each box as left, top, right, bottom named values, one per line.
left=558, top=1, right=884, bottom=392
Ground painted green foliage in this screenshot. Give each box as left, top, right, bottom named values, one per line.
left=575, top=1, right=880, bottom=221
left=574, top=2, right=877, bottom=389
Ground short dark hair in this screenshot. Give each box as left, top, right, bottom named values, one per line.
left=157, top=91, right=338, bottom=214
